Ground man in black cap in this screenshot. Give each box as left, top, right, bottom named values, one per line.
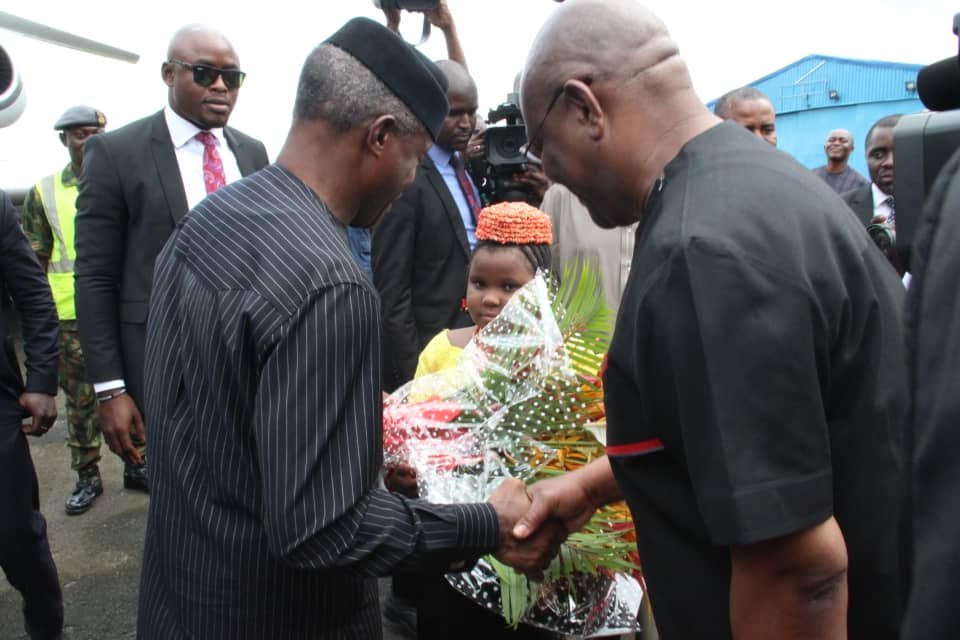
left=21, top=106, right=107, bottom=516
left=136, top=18, right=560, bottom=639
left=372, top=48, right=483, bottom=392
left=74, top=26, right=268, bottom=493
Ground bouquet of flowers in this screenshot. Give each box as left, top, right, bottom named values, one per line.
left=383, top=263, right=643, bottom=637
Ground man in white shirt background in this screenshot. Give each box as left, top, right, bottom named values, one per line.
left=74, top=25, right=268, bottom=491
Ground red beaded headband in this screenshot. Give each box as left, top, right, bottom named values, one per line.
left=475, top=201, right=553, bottom=245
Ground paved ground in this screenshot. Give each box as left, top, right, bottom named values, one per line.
left=0, top=403, right=148, bottom=639
left=0, top=394, right=411, bottom=640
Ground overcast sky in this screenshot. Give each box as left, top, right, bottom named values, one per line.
left=0, top=0, right=955, bottom=189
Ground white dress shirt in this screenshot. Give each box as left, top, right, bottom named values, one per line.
left=426, top=144, right=480, bottom=250
left=872, top=182, right=894, bottom=225
left=164, top=106, right=243, bottom=210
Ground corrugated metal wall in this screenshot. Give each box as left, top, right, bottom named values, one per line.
left=709, top=55, right=925, bottom=175
left=755, top=55, right=922, bottom=115
left=778, top=98, right=924, bottom=174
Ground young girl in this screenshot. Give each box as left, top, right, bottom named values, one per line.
left=415, top=201, right=553, bottom=377
left=394, top=201, right=557, bottom=640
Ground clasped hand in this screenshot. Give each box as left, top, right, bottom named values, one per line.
left=487, top=474, right=598, bottom=578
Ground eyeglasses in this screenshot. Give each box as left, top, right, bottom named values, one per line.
left=523, top=77, right=592, bottom=164
left=168, top=59, right=246, bottom=89
left=523, top=86, right=564, bottom=164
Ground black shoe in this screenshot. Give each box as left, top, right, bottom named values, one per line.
left=65, top=465, right=103, bottom=515
left=123, top=462, right=149, bottom=493
left=24, top=620, right=62, bottom=640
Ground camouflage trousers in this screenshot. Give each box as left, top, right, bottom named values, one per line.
left=59, top=321, right=101, bottom=472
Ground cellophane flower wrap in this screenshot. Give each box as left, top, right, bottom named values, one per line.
left=383, top=265, right=643, bottom=637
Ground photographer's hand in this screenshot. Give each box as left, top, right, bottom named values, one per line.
left=466, top=121, right=487, bottom=162
left=382, top=7, right=401, bottom=33
left=424, top=0, right=454, bottom=32
left=422, top=0, right=467, bottom=68
left=513, top=165, right=552, bottom=205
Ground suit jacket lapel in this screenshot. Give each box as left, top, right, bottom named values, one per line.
left=149, top=111, right=190, bottom=223
left=224, top=127, right=256, bottom=176
left=855, top=185, right=874, bottom=226
left=422, top=155, right=471, bottom=259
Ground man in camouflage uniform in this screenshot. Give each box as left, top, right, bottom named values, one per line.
left=21, top=105, right=107, bottom=515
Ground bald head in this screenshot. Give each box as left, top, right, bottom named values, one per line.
left=824, top=128, right=855, bottom=166
left=520, top=0, right=716, bottom=229
left=162, top=25, right=241, bottom=130
left=434, top=60, right=475, bottom=97
left=433, top=59, right=478, bottom=152
left=166, top=25, right=236, bottom=62
left=522, top=0, right=686, bottom=112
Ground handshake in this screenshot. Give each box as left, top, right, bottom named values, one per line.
left=484, top=458, right=618, bottom=576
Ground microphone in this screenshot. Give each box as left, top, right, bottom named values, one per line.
left=918, top=56, right=960, bottom=111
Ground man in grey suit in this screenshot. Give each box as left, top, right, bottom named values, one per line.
left=74, top=25, right=268, bottom=486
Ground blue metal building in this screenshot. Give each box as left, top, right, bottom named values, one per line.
left=708, top=54, right=925, bottom=175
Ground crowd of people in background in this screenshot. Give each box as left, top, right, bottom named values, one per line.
left=1, top=0, right=957, bottom=638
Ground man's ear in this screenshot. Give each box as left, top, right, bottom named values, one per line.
left=59, top=132, right=67, bottom=147
left=161, top=62, right=175, bottom=87
left=365, top=114, right=398, bottom=158
left=562, top=79, right=605, bottom=141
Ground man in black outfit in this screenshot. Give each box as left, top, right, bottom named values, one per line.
left=0, top=190, right=63, bottom=640
left=513, top=2, right=908, bottom=638
left=901, top=148, right=960, bottom=639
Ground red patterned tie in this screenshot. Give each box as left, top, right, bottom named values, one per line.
left=196, top=131, right=227, bottom=194
left=451, top=152, right=481, bottom=222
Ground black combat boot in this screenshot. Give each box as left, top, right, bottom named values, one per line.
left=123, top=461, right=149, bottom=493
left=65, top=464, right=103, bottom=515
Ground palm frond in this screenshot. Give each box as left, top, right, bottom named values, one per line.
left=550, top=258, right=614, bottom=377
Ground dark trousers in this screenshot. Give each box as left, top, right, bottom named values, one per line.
left=0, top=409, right=64, bottom=639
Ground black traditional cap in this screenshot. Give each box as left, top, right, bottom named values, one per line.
left=54, top=106, right=107, bottom=131
left=325, top=17, right=448, bottom=140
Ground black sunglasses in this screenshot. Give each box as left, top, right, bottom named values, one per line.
left=168, top=59, right=246, bottom=89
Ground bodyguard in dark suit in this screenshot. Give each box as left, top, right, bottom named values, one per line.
left=0, top=190, right=64, bottom=640
left=373, top=60, right=480, bottom=390
left=74, top=25, right=268, bottom=481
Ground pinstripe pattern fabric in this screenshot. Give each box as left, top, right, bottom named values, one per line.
left=138, top=165, right=500, bottom=639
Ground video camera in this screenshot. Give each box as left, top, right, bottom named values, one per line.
left=480, top=93, right=540, bottom=204
left=892, top=12, right=960, bottom=256
left=371, top=0, right=438, bottom=45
